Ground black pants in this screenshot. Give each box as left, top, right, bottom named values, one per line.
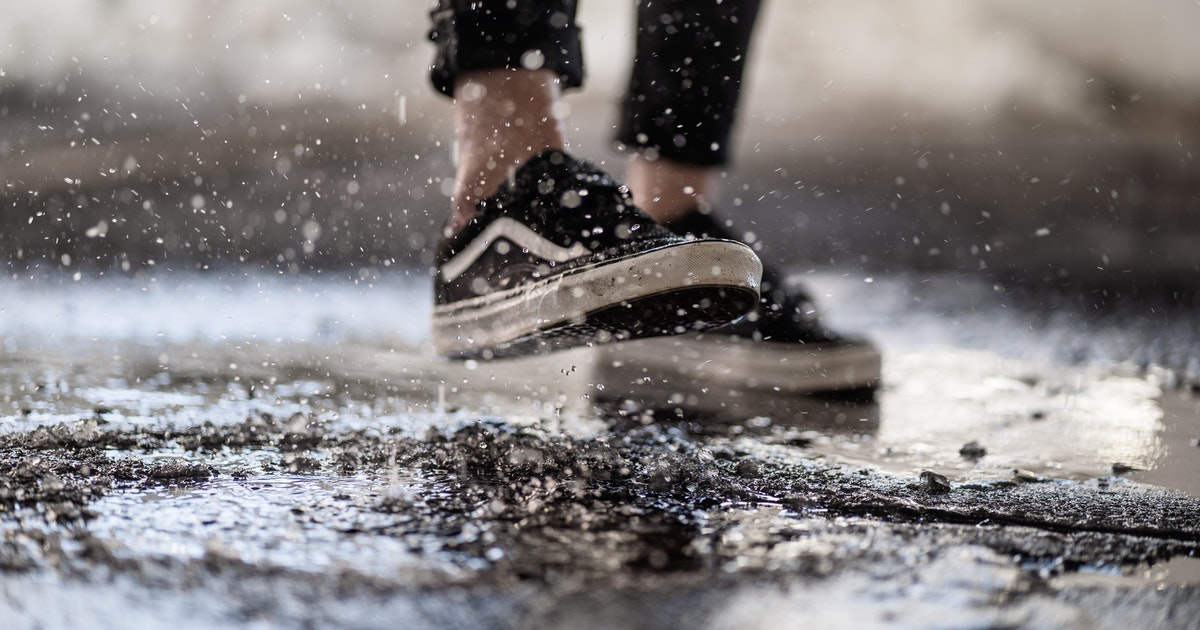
left=428, top=0, right=762, bottom=167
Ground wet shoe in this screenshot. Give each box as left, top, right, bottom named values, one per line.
left=597, top=209, right=881, bottom=394
left=431, top=151, right=763, bottom=359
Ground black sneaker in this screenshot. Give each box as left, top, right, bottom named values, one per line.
left=431, top=152, right=763, bottom=359
left=597, top=209, right=881, bottom=394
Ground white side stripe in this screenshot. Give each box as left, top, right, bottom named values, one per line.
left=441, top=217, right=591, bottom=282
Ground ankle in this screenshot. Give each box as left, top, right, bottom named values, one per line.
left=627, top=154, right=719, bottom=224
left=452, top=69, right=568, bottom=230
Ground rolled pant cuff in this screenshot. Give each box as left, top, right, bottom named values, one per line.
left=428, top=2, right=585, bottom=98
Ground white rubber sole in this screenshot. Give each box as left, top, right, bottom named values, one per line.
left=432, top=239, right=762, bottom=358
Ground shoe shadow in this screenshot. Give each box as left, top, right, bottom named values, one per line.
left=594, top=375, right=880, bottom=439
left=426, top=345, right=879, bottom=440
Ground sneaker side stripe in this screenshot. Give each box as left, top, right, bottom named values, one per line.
left=441, top=217, right=591, bottom=282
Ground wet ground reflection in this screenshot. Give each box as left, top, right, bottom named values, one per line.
left=2, top=271, right=1198, bottom=628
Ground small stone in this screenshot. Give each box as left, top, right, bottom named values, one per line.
left=920, top=470, right=952, bottom=494
left=1012, top=469, right=1045, bottom=483
left=735, top=459, right=760, bottom=478
left=782, top=436, right=812, bottom=448
left=959, top=440, right=987, bottom=460
left=39, top=473, right=66, bottom=493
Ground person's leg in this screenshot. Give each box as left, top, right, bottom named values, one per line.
left=610, top=0, right=881, bottom=393
left=428, top=0, right=583, bottom=231
left=617, top=0, right=762, bottom=224
left=426, top=1, right=763, bottom=359
left=450, top=69, right=566, bottom=232
left=625, top=153, right=718, bottom=225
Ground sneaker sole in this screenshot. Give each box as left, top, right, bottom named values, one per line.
left=432, top=239, right=762, bottom=359
left=595, top=333, right=882, bottom=394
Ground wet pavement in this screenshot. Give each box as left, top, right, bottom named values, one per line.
left=4, top=4, right=1199, bottom=625
left=2, top=270, right=1198, bottom=629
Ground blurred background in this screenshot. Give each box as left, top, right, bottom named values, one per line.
left=2, top=0, right=1198, bottom=292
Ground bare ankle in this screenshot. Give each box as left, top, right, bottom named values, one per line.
left=626, top=154, right=720, bottom=224
left=450, top=69, right=568, bottom=231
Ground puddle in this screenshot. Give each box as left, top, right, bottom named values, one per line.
left=830, top=347, right=1198, bottom=497
left=1133, top=388, right=1200, bottom=499
left=1150, top=554, right=1200, bottom=585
